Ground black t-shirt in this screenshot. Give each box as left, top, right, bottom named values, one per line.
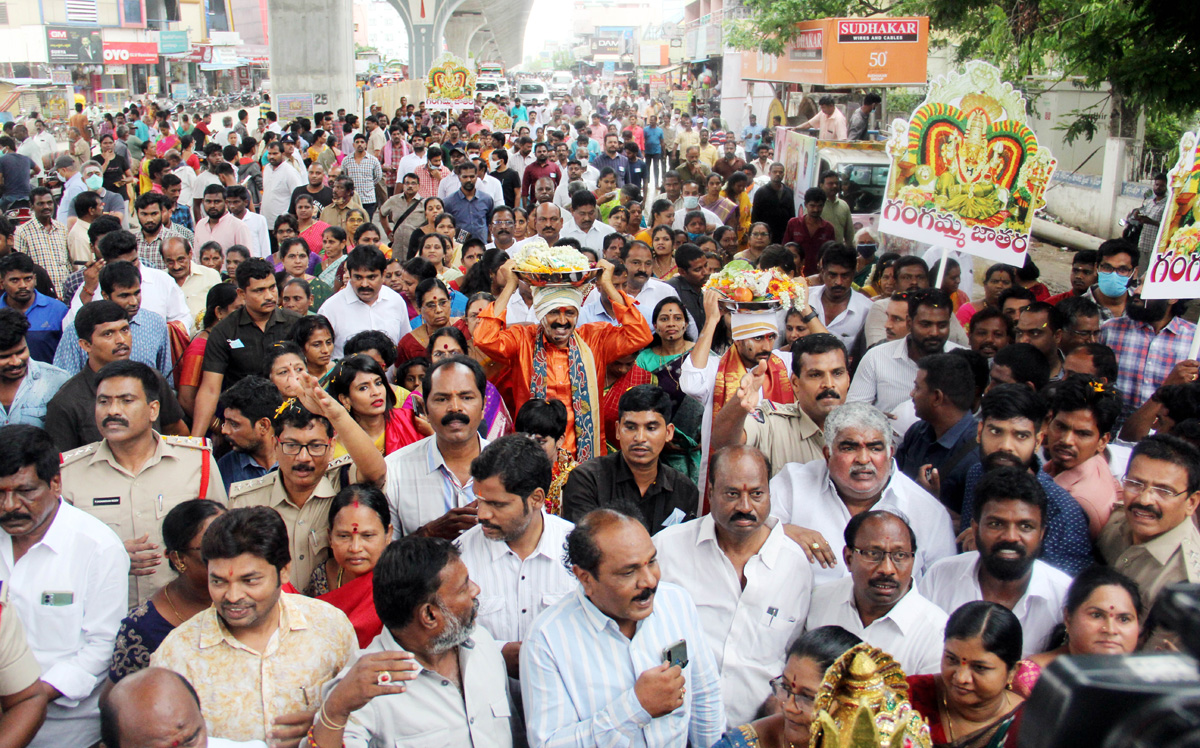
left=203, top=307, right=301, bottom=386
left=91, top=153, right=130, bottom=196
left=491, top=168, right=522, bottom=208
left=0, top=153, right=35, bottom=200
left=289, top=185, right=334, bottom=216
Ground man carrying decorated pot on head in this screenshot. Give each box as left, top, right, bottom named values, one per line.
left=473, top=239, right=652, bottom=461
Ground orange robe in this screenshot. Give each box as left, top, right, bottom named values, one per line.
left=473, top=290, right=653, bottom=458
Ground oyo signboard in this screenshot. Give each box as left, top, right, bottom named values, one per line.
left=877, top=59, right=1056, bottom=265
left=1141, top=132, right=1200, bottom=299
left=740, top=16, right=928, bottom=86
left=102, top=41, right=159, bottom=65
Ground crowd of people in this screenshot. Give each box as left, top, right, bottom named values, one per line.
left=0, top=87, right=1195, bottom=748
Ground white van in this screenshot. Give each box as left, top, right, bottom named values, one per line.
left=515, top=80, right=548, bottom=105
left=549, top=72, right=574, bottom=98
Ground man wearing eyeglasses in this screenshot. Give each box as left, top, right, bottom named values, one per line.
left=228, top=372, right=386, bottom=590
left=922, top=466, right=1071, bottom=656
left=1099, top=433, right=1200, bottom=650
left=805, top=509, right=948, bottom=676
left=1083, top=239, right=1139, bottom=321
left=1057, top=296, right=1103, bottom=354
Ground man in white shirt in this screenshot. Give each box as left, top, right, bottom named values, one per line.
left=922, top=466, right=1071, bottom=655
left=167, top=152, right=195, bottom=212
left=521, top=507, right=725, bottom=747
left=619, top=241, right=697, bottom=337
left=65, top=228, right=194, bottom=334
left=101, top=667, right=269, bottom=748
left=863, top=256, right=969, bottom=349
left=260, top=140, right=305, bottom=228
left=384, top=356, right=489, bottom=538
left=0, top=424, right=129, bottom=748
left=849, top=288, right=963, bottom=415
left=769, top=402, right=957, bottom=585
left=806, top=510, right=947, bottom=676
left=809, top=244, right=873, bottom=349
left=311, top=535, right=513, bottom=748
left=560, top=191, right=616, bottom=252
left=655, top=445, right=812, bottom=727
left=317, top=246, right=412, bottom=358
left=225, top=185, right=270, bottom=258
left=457, top=435, right=577, bottom=679
left=553, top=159, right=596, bottom=210
left=396, top=133, right=428, bottom=183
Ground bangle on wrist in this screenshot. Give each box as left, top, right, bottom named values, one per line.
left=801, top=309, right=818, bottom=323
left=307, top=724, right=345, bottom=748
left=318, top=701, right=348, bottom=731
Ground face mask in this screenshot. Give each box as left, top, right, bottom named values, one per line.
left=85, top=175, right=103, bottom=190
left=687, top=232, right=705, bottom=242
left=488, top=158, right=499, bottom=171
left=1097, top=270, right=1132, bottom=297
left=682, top=195, right=699, bottom=209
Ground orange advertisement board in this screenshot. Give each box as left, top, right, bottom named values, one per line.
left=740, top=17, right=928, bottom=86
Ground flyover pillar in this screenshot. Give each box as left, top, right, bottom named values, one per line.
left=268, top=0, right=357, bottom=112
left=444, top=14, right=486, bottom=60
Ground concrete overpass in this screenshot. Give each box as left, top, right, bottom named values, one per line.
left=267, top=0, right=530, bottom=113
left=383, top=0, right=531, bottom=77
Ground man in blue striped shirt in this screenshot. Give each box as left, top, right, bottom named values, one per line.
left=520, top=506, right=724, bottom=747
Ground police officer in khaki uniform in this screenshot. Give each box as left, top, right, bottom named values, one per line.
left=1099, top=434, right=1200, bottom=648
left=60, top=361, right=226, bottom=608
left=229, top=372, right=386, bottom=592
left=709, top=334, right=849, bottom=478
left=0, top=581, right=48, bottom=746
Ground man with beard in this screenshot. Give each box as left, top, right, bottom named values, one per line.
left=59, top=360, right=223, bottom=609
left=312, top=535, right=510, bottom=747
left=442, top=161, right=493, bottom=241
left=230, top=375, right=386, bottom=591
left=0, top=252, right=66, bottom=364
left=522, top=506, right=724, bottom=747
left=1131, top=172, right=1169, bottom=272
left=225, top=185, right=270, bottom=259
left=151, top=507, right=357, bottom=746
left=520, top=142, right=562, bottom=208
left=769, top=402, right=956, bottom=584
left=849, top=288, right=963, bottom=415
left=1042, top=375, right=1123, bottom=537
left=750, top=162, right=795, bottom=244
left=1101, top=275, right=1198, bottom=422
left=457, top=434, right=576, bottom=682
left=805, top=510, right=947, bottom=676
left=863, top=256, right=969, bottom=348
left=289, top=161, right=335, bottom=216
left=1016, top=301, right=1069, bottom=382
left=0, top=306, right=67, bottom=428
left=967, top=306, right=1012, bottom=361
left=809, top=244, right=872, bottom=348
left=1099, top=434, right=1200, bottom=648
left=396, top=132, right=428, bottom=183
left=923, top=467, right=1071, bottom=656
left=896, top=353, right=979, bottom=516
left=216, top=375, right=282, bottom=492
left=0, top=424, right=127, bottom=748
left=684, top=289, right=795, bottom=499
left=561, top=385, right=699, bottom=533
left=378, top=173, right=424, bottom=250
left=384, top=356, right=491, bottom=540
left=318, top=246, right=412, bottom=358
left=712, top=333, right=849, bottom=477
left=655, top=445, right=813, bottom=726
left=959, top=384, right=1094, bottom=576
left=46, top=301, right=186, bottom=451
left=476, top=256, right=651, bottom=460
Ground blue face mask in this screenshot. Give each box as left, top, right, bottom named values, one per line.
left=1097, top=270, right=1132, bottom=297
left=687, top=232, right=706, bottom=242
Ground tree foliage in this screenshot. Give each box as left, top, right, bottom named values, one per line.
left=726, top=0, right=1200, bottom=122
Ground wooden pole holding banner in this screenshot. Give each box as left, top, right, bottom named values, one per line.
left=934, top=245, right=949, bottom=288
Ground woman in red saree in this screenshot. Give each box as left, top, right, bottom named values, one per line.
left=601, top=353, right=655, bottom=454
left=309, top=485, right=392, bottom=648
left=907, top=602, right=1030, bottom=748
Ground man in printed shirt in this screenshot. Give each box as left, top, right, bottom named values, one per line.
left=152, top=507, right=356, bottom=745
